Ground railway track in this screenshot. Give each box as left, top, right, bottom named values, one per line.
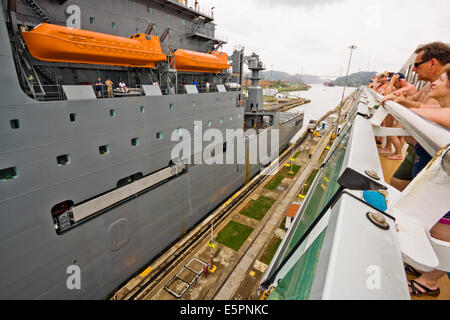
left=111, top=94, right=355, bottom=300
left=112, top=136, right=306, bottom=300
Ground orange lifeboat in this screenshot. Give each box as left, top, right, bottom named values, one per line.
left=21, top=23, right=167, bottom=68
left=170, top=49, right=230, bottom=73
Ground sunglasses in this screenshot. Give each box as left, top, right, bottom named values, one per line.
left=414, top=57, right=432, bottom=68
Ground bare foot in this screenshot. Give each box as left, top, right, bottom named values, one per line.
left=385, top=154, right=403, bottom=160
left=378, top=147, right=392, bottom=154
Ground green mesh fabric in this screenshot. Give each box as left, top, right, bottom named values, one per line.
left=268, top=103, right=358, bottom=300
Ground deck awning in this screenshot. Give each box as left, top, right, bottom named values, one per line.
left=285, top=202, right=301, bottom=218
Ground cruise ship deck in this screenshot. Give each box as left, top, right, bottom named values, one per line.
left=379, top=150, right=450, bottom=300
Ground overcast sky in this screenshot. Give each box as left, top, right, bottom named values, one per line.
left=204, top=0, right=449, bottom=78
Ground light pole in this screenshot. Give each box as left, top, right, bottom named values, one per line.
left=336, top=45, right=357, bottom=135
left=270, top=64, right=273, bottom=83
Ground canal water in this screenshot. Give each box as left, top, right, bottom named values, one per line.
left=287, top=84, right=355, bottom=142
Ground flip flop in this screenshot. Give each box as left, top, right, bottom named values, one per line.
left=404, top=263, right=422, bottom=277
left=408, top=280, right=440, bottom=297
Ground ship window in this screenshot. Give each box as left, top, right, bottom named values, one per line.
left=167, top=14, right=171, bottom=20
left=112, top=22, right=117, bottom=30
left=169, top=103, right=174, bottom=110
left=147, top=6, right=152, bottom=14
left=135, top=34, right=140, bottom=38
left=207, top=120, right=212, bottom=127
left=90, top=17, right=95, bottom=24
left=219, top=117, right=224, bottom=124
left=0, top=167, right=18, bottom=181
left=110, top=109, right=116, bottom=117
left=126, top=0, right=132, bottom=7
left=140, top=106, right=145, bottom=113
left=56, top=154, right=71, bottom=166
left=131, top=138, right=140, bottom=146
left=192, top=101, right=196, bottom=107
left=69, top=113, right=77, bottom=122
left=180, top=39, right=183, bottom=45
left=136, top=28, right=140, bottom=34
left=99, top=145, right=110, bottom=155
left=10, top=119, right=20, bottom=129
left=238, top=114, right=242, bottom=119
left=156, top=132, right=164, bottom=140
left=229, top=116, right=233, bottom=121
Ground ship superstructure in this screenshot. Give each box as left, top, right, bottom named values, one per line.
left=0, top=0, right=302, bottom=299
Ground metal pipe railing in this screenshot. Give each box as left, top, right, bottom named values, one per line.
left=367, top=87, right=450, bottom=174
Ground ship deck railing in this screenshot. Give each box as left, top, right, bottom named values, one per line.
left=24, top=82, right=241, bottom=101
left=260, top=86, right=450, bottom=300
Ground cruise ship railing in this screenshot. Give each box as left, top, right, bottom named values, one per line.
left=259, top=96, right=363, bottom=299
left=260, top=86, right=450, bottom=299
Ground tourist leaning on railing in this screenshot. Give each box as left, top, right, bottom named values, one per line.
left=381, top=42, right=450, bottom=109
left=382, top=42, right=450, bottom=192
left=377, top=72, right=416, bottom=161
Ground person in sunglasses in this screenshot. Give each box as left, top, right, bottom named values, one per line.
left=375, top=71, right=390, bottom=95
left=381, top=42, right=450, bottom=109
left=381, top=42, right=450, bottom=192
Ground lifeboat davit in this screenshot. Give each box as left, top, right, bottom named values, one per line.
left=21, top=23, right=167, bottom=68
left=170, top=49, right=230, bottom=73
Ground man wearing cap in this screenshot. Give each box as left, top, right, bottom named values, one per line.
left=385, top=73, right=417, bottom=97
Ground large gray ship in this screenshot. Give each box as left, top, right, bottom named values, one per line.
left=0, top=0, right=303, bottom=299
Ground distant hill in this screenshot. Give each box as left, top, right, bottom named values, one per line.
left=334, top=71, right=377, bottom=87
left=245, top=70, right=323, bottom=84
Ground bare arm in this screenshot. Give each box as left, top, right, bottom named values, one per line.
left=392, top=83, right=417, bottom=97
left=381, top=94, right=440, bottom=109
left=384, top=75, right=400, bottom=95
left=410, top=108, right=450, bottom=129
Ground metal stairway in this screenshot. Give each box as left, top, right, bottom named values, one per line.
left=23, top=0, right=53, bottom=24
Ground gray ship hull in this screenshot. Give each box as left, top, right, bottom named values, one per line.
left=0, top=2, right=302, bottom=299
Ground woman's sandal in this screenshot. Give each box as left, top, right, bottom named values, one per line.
left=404, top=263, right=422, bottom=277
left=408, top=280, right=440, bottom=297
